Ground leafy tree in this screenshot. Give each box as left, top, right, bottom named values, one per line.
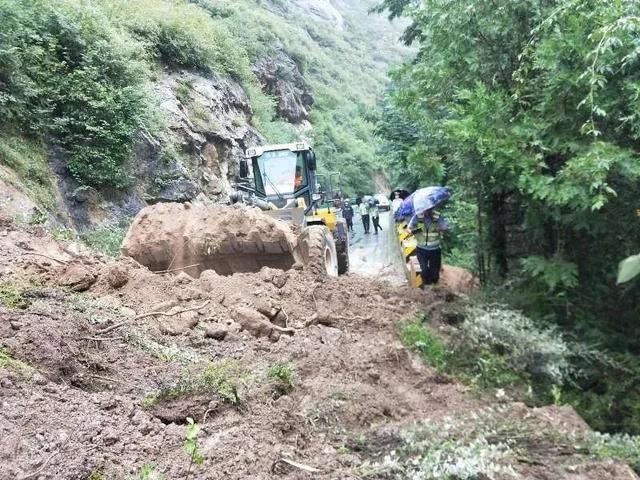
left=376, top=0, right=640, bottom=432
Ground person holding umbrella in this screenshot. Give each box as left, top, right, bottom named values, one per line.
left=406, top=187, right=452, bottom=285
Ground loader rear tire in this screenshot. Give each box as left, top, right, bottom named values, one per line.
left=299, top=225, right=338, bottom=277
left=336, top=238, right=349, bottom=275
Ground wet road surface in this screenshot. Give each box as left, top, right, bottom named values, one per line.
left=347, top=211, right=407, bottom=286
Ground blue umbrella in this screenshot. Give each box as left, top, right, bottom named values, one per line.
left=412, top=186, right=452, bottom=215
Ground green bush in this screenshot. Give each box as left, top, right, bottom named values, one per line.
left=267, top=361, right=295, bottom=395
left=80, top=223, right=128, bottom=258
left=0, top=0, right=150, bottom=188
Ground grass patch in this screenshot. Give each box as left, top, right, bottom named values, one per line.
left=143, top=359, right=248, bottom=408
left=0, top=134, right=55, bottom=210
left=400, top=319, right=447, bottom=371
left=80, top=223, right=128, bottom=257
left=267, top=361, right=295, bottom=396
left=0, top=347, right=35, bottom=379
left=0, top=281, right=29, bottom=310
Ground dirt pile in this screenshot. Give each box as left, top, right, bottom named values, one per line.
left=121, top=202, right=300, bottom=276
left=0, top=216, right=636, bottom=479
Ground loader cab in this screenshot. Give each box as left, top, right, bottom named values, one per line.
left=243, top=143, right=318, bottom=209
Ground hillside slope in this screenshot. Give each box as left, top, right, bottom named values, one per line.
left=0, top=0, right=409, bottom=232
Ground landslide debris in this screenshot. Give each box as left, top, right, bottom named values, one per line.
left=121, top=202, right=299, bottom=277
left=0, top=215, right=636, bottom=479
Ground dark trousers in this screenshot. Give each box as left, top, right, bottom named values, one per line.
left=372, top=216, right=382, bottom=233
left=345, top=217, right=353, bottom=232
left=361, top=214, right=370, bottom=233
left=416, top=246, right=441, bottom=285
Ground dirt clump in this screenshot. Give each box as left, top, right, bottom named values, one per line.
left=121, top=202, right=299, bottom=277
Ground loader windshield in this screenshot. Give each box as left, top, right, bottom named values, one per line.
left=253, top=150, right=306, bottom=197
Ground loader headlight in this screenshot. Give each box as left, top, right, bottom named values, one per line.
left=296, top=143, right=305, bottom=150
left=247, top=148, right=256, bottom=156
left=312, top=193, right=322, bottom=201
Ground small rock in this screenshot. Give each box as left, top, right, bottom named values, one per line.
left=9, top=321, right=22, bottom=330
left=205, top=326, right=228, bottom=340
left=57, top=263, right=97, bottom=291
left=120, top=306, right=137, bottom=317
left=173, top=271, right=192, bottom=284
left=106, top=264, right=129, bottom=288
left=367, top=370, right=381, bottom=383
left=271, top=309, right=288, bottom=327
left=272, top=273, right=288, bottom=289
left=233, top=306, right=273, bottom=338
left=292, top=262, right=304, bottom=271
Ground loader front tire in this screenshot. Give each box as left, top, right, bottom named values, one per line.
left=299, top=225, right=338, bottom=277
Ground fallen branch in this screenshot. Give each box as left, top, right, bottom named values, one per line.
left=276, top=458, right=322, bottom=473
left=94, top=322, right=126, bottom=335
left=134, top=300, right=211, bottom=320
left=153, top=263, right=200, bottom=274
left=80, top=336, right=121, bottom=342
left=24, top=252, right=68, bottom=264
left=271, top=324, right=295, bottom=334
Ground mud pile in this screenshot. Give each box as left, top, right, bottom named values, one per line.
left=0, top=216, right=636, bottom=480
left=121, top=203, right=299, bottom=277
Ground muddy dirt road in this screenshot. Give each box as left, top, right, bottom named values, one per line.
left=348, top=212, right=406, bottom=286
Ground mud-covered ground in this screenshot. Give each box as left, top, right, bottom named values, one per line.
left=0, top=215, right=636, bottom=479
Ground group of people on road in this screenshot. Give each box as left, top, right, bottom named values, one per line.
left=341, top=197, right=383, bottom=235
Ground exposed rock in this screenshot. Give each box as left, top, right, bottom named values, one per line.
left=57, top=264, right=97, bottom=292
left=253, top=52, right=314, bottom=124
left=205, top=326, right=228, bottom=340
left=233, top=306, right=274, bottom=338
left=106, top=264, right=129, bottom=289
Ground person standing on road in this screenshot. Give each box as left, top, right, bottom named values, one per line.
left=370, top=201, right=382, bottom=235
left=407, top=207, right=449, bottom=285
left=359, top=200, right=370, bottom=234
left=342, top=200, right=354, bottom=232
left=391, top=191, right=403, bottom=214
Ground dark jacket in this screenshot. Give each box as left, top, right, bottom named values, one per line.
left=342, top=205, right=354, bottom=220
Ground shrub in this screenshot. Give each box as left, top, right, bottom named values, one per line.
left=143, top=359, right=247, bottom=407
left=581, top=432, right=640, bottom=471
left=0, top=281, right=29, bottom=310
left=462, top=306, right=573, bottom=384
left=0, top=0, right=150, bottom=188
left=267, top=361, right=295, bottom=395
left=80, top=223, right=128, bottom=258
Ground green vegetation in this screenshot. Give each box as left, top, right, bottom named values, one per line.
left=358, top=404, right=640, bottom=477
left=80, top=224, right=128, bottom=258
left=267, top=361, right=295, bottom=396
left=143, top=359, right=247, bottom=408
left=0, top=134, right=54, bottom=209
left=400, top=319, right=446, bottom=371
left=0, top=347, right=35, bottom=379
left=0, top=0, right=406, bottom=198
left=0, top=281, right=29, bottom=310
left=183, top=418, right=204, bottom=480
left=376, top=0, right=640, bottom=434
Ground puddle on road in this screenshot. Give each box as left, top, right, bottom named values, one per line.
left=347, top=212, right=407, bottom=286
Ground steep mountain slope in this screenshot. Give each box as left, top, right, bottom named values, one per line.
left=0, top=0, right=409, bottom=233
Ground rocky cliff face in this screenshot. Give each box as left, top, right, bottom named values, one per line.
left=253, top=53, right=314, bottom=125
left=54, top=70, right=264, bottom=229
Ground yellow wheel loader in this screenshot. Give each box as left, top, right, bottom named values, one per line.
left=121, top=142, right=349, bottom=278
left=232, top=142, right=349, bottom=276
